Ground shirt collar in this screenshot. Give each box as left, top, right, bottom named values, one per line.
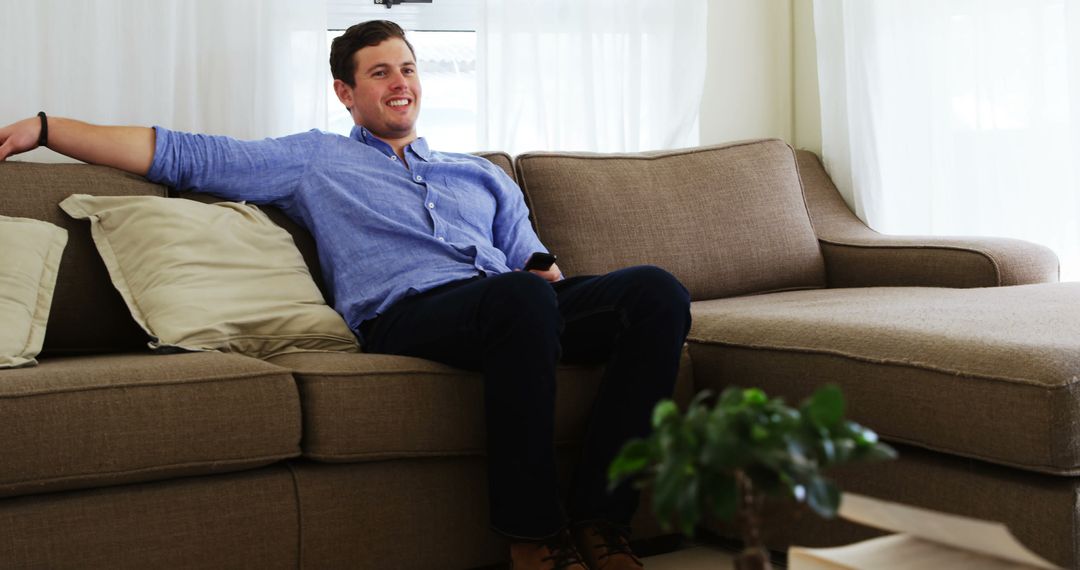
left=350, top=125, right=431, bottom=162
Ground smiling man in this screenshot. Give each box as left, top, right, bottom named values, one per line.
left=0, top=20, right=690, bottom=570
left=331, top=26, right=422, bottom=161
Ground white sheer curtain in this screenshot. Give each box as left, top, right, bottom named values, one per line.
left=814, top=0, right=1080, bottom=281
left=0, top=0, right=327, bottom=162
left=479, top=0, right=707, bottom=155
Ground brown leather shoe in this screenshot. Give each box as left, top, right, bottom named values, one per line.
left=510, top=530, right=589, bottom=570
left=571, top=521, right=644, bottom=569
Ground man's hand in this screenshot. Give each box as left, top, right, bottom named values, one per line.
left=0, top=117, right=43, bottom=161
left=528, top=263, right=563, bottom=283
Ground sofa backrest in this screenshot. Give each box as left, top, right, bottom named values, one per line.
left=476, top=151, right=515, bottom=182
left=0, top=152, right=519, bottom=355
left=0, top=162, right=163, bottom=355
left=514, top=139, right=827, bottom=301
left=1, top=143, right=823, bottom=354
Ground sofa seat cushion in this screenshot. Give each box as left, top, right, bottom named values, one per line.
left=267, top=348, right=693, bottom=462
left=0, top=352, right=301, bottom=499
left=687, top=283, right=1080, bottom=475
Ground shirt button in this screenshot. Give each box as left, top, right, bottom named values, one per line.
left=390, top=156, right=397, bottom=161
left=437, top=236, right=445, bottom=242
left=427, top=202, right=435, bottom=209
left=415, top=175, right=424, bottom=182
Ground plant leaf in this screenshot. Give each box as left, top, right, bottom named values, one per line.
left=806, top=384, right=845, bottom=428
left=719, top=387, right=745, bottom=408
left=818, top=436, right=836, bottom=464
left=859, top=441, right=899, bottom=462
left=652, top=400, right=680, bottom=429
left=608, top=439, right=653, bottom=489
left=689, top=389, right=714, bottom=410
left=678, top=477, right=701, bottom=537
left=651, top=462, right=680, bottom=519
left=805, top=476, right=841, bottom=518
left=743, top=388, right=768, bottom=406
left=705, top=472, right=739, bottom=522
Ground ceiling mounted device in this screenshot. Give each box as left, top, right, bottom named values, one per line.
left=375, top=0, right=433, bottom=8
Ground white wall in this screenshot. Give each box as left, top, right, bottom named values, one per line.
left=699, top=0, right=821, bottom=155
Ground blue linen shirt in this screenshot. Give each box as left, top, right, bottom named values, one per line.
left=145, top=125, right=548, bottom=338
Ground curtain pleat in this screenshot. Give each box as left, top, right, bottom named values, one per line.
left=0, top=0, right=328, bottom=163
left=479, top=0, right=707, bottom=154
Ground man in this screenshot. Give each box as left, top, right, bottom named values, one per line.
left=0, top=20, right=691, bottom=570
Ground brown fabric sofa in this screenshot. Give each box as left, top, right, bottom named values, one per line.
left=1, top=138, right=1077, bottom=569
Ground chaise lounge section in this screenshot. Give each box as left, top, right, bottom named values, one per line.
left=515, top=140, right=1076, bottom=567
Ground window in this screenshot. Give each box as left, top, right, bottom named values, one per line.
left=326, top=0, right=481, bottom=152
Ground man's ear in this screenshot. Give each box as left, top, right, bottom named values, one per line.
left=332, top=79, right=353, bottom=111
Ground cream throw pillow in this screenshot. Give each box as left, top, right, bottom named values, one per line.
left=0, top=216, right=68, bottom=368
left=59, top=195, right=359, bottom=359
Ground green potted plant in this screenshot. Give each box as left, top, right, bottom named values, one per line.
left=609, top=385, right=897, bottom=570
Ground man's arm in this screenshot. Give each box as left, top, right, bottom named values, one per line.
left=0, top=116, right=154, bottom=175
left=483, top=160, right=563, bottom=282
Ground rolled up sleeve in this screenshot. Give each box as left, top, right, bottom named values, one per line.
left=146, top=126, right=323, bottom=205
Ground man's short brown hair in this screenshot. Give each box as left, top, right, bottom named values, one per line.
left=330, top=20, right=417, bottom=87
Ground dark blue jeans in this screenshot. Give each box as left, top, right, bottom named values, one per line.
left=360, top=265, right=692, bottom=539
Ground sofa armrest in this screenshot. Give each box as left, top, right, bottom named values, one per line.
left=819, top=236, right=1059, bottom=288
left=796, top=150, right=1059, bottom=288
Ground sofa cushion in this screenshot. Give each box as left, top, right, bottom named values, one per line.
left=0, top=352, right=301, bottom=499
left=515, top=139, right=827, bottom=300
left=687, top=283, right=1080, bottom=475
left=59, top=194, right=360, bottom=359
left=267, top=347, right=693, bottom=462
left=0, top=216, right=67, bottom=368
left=0, top=162, right=165, bottom=355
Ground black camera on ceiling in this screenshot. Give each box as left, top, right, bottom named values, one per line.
left=375, top=0, right=434, bottom=8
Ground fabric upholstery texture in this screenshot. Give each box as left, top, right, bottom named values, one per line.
left=0, top=465, right=300, bottom=569
left=0, top=352, right=301, bottom=498
left=688, top=283, right=1080, bottom=474
left=0, top=162, right=164, bottom=354
left=290, top=454, right=671, bottom=569
left=0, top=216, right=67, bottom=368
left=795, top=150, right=1060, bottom=287
left=267, top=346, right=693, bottom=462
left=59, top=194, right=359, bottom=359
left=291, top=458, right=505, bottom=569
left=515, top=139, right=827, bottom=301
left=475, top=150, right=516, bottom=182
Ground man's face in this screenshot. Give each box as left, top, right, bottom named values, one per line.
left=334, top=37, right=421, bottom=143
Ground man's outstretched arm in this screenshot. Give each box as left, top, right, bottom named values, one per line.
left=0, top=115, right=154, bottom=175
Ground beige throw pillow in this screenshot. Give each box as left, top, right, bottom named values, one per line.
left=59, top=195, right=359, bottom=359
left=0, top=216, right=68, bottom=368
